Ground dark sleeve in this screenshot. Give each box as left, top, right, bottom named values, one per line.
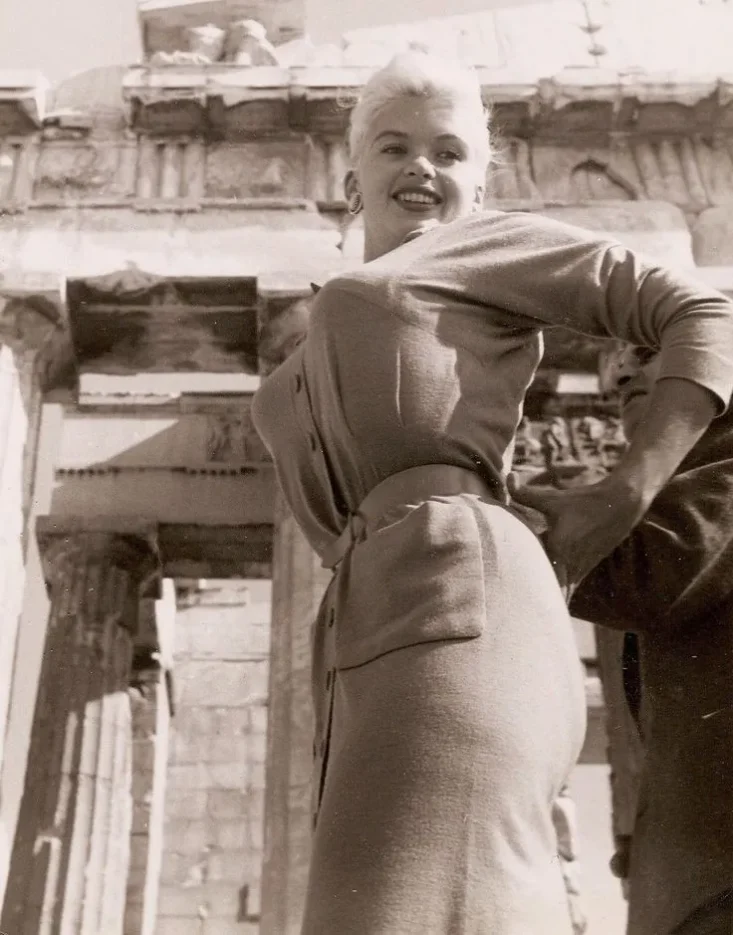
left=419, top=211, right=733, bottom=411
left=570, top=460, right=733, bottom=631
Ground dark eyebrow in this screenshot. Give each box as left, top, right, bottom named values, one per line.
left=371, top=131, right=465, bottom=145
left=372, top=131, right=408, bottom=143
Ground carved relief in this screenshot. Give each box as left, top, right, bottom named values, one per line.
left=224, top=20, right=280, bottom=65
left=206, top=412, right=270, bottom=463
left=34, top=142, right=134, bottom=201
left=205, top=143, right=307, bottom=199
left=512, top=409, right=625, bottom=485
left=148, top=18, right=279, bottom=67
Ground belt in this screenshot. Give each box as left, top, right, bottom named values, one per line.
left=321, top=464, right=498, bottom=570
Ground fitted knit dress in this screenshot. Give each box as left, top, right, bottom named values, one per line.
left=252, top=210, right=733, bottom=935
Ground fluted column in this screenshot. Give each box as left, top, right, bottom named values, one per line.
left=0, top=519, right=160, bottom=935
left=0, top=284, right=69, bottom=774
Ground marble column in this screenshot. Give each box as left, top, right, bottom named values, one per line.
left=0, top=284, right=69, bottom=773
left=260, top=495, right=331, bottom=935
left=258, top=293, right=331, bottom=935
left=0, top=519, right=160, bottom=935
left=124, top=582, right=175, bottom=935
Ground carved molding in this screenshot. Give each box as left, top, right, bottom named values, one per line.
left=2, top=134, right=733, bottom=212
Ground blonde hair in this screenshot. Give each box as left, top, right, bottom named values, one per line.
left=348, top=50, right=491, bottom=166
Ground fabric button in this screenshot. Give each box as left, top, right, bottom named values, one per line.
left=328, top=609, right=335, bottom=628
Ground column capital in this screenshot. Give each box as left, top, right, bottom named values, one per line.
left=36, top=516, right=161, bottom=601
left=0, top=271, right=75, bottom=390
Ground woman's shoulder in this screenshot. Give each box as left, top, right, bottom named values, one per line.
left=439, top=208, right=618, bottom=252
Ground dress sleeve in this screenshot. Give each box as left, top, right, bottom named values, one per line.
left=569, top=456, right=733, bottom=632
left=425, top=212, right=733, bottom=411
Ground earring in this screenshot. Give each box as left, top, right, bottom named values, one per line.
left=347, top=191, right=363, bottom=216
left=473, top=188, right=485, bottom=212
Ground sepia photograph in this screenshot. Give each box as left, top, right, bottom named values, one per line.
left=0, top=1, right=731, bottom=933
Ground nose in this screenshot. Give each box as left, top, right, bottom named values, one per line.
left=404, top=155, right=436, bottom=179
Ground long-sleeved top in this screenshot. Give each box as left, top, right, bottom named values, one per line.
left=252, top=209, right=733, bottom=935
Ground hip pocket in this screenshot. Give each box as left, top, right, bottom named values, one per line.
left=335, top=498, right=487, bottom=670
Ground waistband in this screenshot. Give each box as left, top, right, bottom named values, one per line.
left=321, top=464, right=498, bottom=570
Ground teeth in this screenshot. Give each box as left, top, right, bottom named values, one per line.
left=396, top=192, right=439, bottom=204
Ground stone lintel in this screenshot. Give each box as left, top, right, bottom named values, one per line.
left=158, top=521, right=273, bottom=577
left=0, top=70, right=48, bottom=134
left=66, top=270, right=259, bottom=376
left=122, top=64, right=733, bottom=138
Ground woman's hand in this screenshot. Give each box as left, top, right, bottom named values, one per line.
left=508, top=473, right=647, bottom=596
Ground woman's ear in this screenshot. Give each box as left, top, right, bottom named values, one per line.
left=344, top=169, right=359, bottom=202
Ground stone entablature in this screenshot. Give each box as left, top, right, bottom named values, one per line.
left=2, top=131, right=733, bottom=218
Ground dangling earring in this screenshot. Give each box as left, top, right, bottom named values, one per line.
left=348, top=191, right=363, bottom=216
left=473, top=187, right=485, bottom=212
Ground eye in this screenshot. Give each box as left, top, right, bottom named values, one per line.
left=381, top=143, right=407, bottom=155
left=437, top=149, right=463, bottom=163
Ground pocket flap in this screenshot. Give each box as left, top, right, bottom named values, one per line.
left=336, top=499, right=486, bottom=670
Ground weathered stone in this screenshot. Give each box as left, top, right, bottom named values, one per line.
left=1, top=521, right=160, bottom=935
left=260, top=496, right=330, bottom=935
left=539, top=201, right=695, bottom=267
left=33, top=142, right=136, bottom=202
left=205, top=142, right=308, bottom=200
left=691, top=204, right=733, bottom=265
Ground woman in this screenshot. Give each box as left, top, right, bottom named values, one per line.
left=252, top=51, right=733, bottom=934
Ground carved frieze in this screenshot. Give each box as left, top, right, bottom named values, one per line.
left=513, top=411, right=625, bottom=485
left=3, top=128, right=733, bottom=213
left=205, top=141, right=308, bottom=200
left=33, top=141, right=137, bottom=202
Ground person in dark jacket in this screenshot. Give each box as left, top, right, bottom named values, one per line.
left=554, top=342, right=732, bottom=935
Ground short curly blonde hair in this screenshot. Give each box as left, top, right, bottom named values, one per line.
left=348, top=50, right=491, bottom=166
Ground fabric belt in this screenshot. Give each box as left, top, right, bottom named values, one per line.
left=321, top=464, right=498, bottom=570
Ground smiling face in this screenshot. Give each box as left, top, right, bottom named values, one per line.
left=599, top=344, right=662, bottom=438
left=352, top=94, right=489, bottom=260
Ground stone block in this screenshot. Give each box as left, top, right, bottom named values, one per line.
left=248, top=762, right=266, bottom=792
left=208, top=789, right=249, bottom=819
left=202, top=922, right=259, bottom=935
left=205, top=142, right=309, bottom=200
left=211, top=819, right=248, bottom=850
left=249, top=705, right=268, bottom=737
left=200, top=883, right=243, bottom=917
left=178, top=606, right=268, bottom=657
left=206, top=849, right=256, bottom=883
left=176, top=660, right=269, bottom=707
left=33, top=141, right=136, bottom=202
left=165, top=818, right=211, bottom=854
left=159, top=851, right=208, bottom=887
left=156, top=918, right=203, bottom=935
left=691, top=205, right=733, bottom=265
left=249, top=814, right=264, bottom=852
left=158, top=884, right=211, bottom=918
left=540, top=202, right=695, bottom=267
left=164, top=789, right=208, bottom=818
